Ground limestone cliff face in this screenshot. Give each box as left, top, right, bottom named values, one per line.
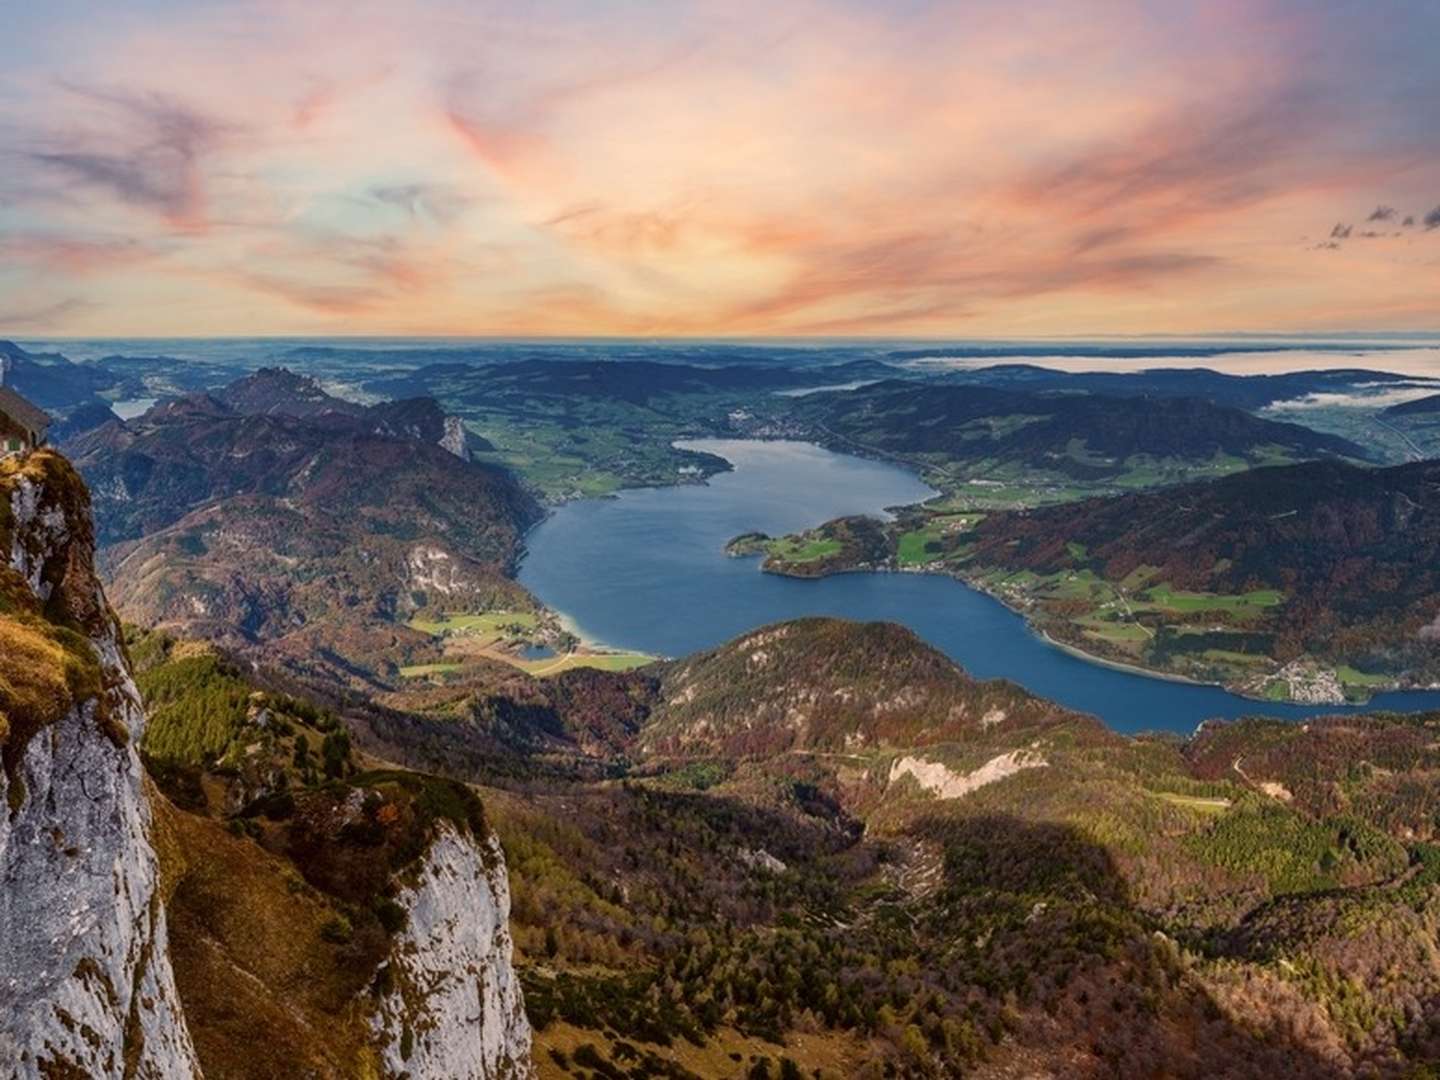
left=0, top=452, right=202, bottom=1078
left=371, top=822, right=534, bottom=1079
left=440, top=414, right=473, bottom=461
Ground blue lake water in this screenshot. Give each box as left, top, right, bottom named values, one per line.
left=111, top=397, right=158, bottom=420
left=519, top=439, right=1440, bottom=734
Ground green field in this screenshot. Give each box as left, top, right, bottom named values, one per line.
left=894, top=513, right=981, bottom=566
left=404, top=608, right=652, bottom=677
left=407, top=610, right=539, bottom=638
left=1337, top=665, right=1391, bottom=690
left=1137, top=584, right=1284, bottom=617
left=400, top=650, right=652, bottom=679
left=897, top=525, right=944, bottom=566
left=1077, top=616, right=1152, bottom=647
left=520, top=652, right=654, bottom=676
left=1152, top=792, right=1232, bottom=815
left=767, top=536, right=842, bottom=563
left=398, top=661, right=465, bottom=677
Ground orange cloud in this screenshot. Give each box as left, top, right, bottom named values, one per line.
left=1, top=0, right=1437, bottom=336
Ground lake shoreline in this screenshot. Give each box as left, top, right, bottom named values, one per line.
left=517, top=437, right=1440, bottom=731
left=749, top=555, right=1243, bottom=695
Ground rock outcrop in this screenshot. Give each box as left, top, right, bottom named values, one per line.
left=1, top=447, right=544, bottom=1077
left=0, top=451, right=202, bottom=1078
left=371, top=822, right=533, bottom=1079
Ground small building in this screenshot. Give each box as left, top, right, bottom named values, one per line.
left=0, top=386, right=51, bottom=456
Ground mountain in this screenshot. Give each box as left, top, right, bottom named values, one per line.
left=0, top=339, right=116, bottom=413
left=1385, top=393, right=1440, bottom=417
left=640, top=617, right=1082, bottom=758
left=952, top=457, right=1440, bottom=692
left=0, top=452, right=533, bottom=1078
left=793, top=379, right=1366, bottom=487
left=213, top=365, right=370, bottom=418
left=62, top=371, right=541, bottom=687
left=349, top=615, right=1440, bottom=1076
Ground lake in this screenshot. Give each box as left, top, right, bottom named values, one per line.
left=519, top=439, right=1440, bottom=734
left=111, top=397, right=158, bottom=420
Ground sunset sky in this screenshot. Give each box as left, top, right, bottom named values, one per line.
left=1, top=0, right=1437, bottom=337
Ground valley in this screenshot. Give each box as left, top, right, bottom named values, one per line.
left=12, top=337, right=1440, bottom=722
left=399, top=609, right=653, bottom=680
left=8, top=3, right=1440, bottom=1074
left=9, top=337, right=1440, bottom=1078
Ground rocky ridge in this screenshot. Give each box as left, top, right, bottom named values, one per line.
left=0, top=451, right=201, bottom=1078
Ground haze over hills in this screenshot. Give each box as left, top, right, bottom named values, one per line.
left=1386, top=393, right=1440, bottom=418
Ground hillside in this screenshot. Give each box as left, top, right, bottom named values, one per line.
left=358, top=357, right=902, bottom=500
left=342, top=615, right=1440, bottom=1077
left=792, top=380, right=1364, bottom=503
left=0, top=338, right=117, bottom=414
left=945, top=459, right=1440, bottom=696
left=641, top=618, right=1086, bottom=758
left=746, top=455, right=1440, bottom=700
left=62, top=371, right=542, bottom=687
left=1385, top=393, right=1440, bottom=417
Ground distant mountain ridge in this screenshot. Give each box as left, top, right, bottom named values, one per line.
left=793, top=379, right=1365, bottom=483
left=366, top=356, right=903, bottom=406
left=943, top=363, right=1430, bottom=410
left=0, top=339, right=117, bottom=413
left=1385, top=393, right=1440, bottom=417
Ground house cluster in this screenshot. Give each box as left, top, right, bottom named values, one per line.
left=0, top=379, right=50, bottom=458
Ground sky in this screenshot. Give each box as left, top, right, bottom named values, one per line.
left=0, top=0, right=1437, bottom=338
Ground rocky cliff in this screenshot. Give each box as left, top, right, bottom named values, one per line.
left=370, top=822, right=532, bottom=1079
left=2, top=451, right=535, bottom=1078
left=0, top=450, right=202, bottom=1078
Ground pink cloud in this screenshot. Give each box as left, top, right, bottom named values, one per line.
left=0, top=0, right=1437, bottom=335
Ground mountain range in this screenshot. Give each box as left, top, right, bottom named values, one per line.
left=61, top=369, right=541, bottom=686
left=792, top=379, right=1366, bottom=487
left=8, top=345, right=1440, bottom=1076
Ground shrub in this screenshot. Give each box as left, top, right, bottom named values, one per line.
left=320, top=914, right=353, bottom=944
